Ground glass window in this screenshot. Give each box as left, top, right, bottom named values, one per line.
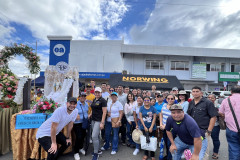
left=171, top=61, right=189, bottom=70
left=145, top=60, right=164, bottom=70
left=206, top=63, right=225, bottom=72
left=232, top=63, right=240, bottom=72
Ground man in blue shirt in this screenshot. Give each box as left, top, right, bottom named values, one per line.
left=154, top=94, right=165, bottom=114
left=165, top=104, right=203, bottom=160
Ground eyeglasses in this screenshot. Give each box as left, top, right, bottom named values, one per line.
left=80, top=96, right=86, bottom=98
left=167, top=98, right=174, bottom=100
left=144, top=100, right=150, bottom=102
left=110, top=90, right=114, bottom=92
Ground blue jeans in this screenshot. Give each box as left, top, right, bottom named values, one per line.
left=103, top=122, right=112, bottom=150
left=172, top=136, right=208, bottom=160
left=163, top=130, right=172, bottom=160
left=226, top=127, right=240, bottom=160
left=127, top=121, right=135, bottom=145
left=211, top=125, right=220, bottom=154
left=135, top=120, right=141, bottom=149
left=112, top=127, right=120, bottom=151
left=103, top=122, right=120, bottom=152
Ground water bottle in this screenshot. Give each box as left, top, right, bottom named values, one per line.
left=159, top=138, right=164, bottom=160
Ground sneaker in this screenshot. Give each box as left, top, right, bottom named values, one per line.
left=133, top=149, right=139, bottom=155
left=92, top=153, right=99, bottom=160
left=111, top=151, right=117, bottom=155
left=101, top=147, right=106, bottom=151
left=79, top=148, right=85, bottom=155
left=74, top=153, right=80, bottom=160
left=121, top=141, right=126, bottom=146
left=92, top=150, right=102, bottom=156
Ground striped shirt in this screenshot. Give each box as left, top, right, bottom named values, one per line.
left=162, top=103, right=171, bottom=125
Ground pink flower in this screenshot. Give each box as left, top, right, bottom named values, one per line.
left=49, top=104, right=53, bottom=107
left=5, top=83, right=9, bottom=86
left=32, top=110, right=36, bottom=113
left=4, top=74, right=8, bottom=76
left=33, top=106, right=37, bottom=109
left=14, top=86, right=18, bottom=89
left=10, top=76, right=14, bottom=79
left=0, top=76, right=1, bottom=79
left=0, top=86, right=3, bottom=90
left=7, top=87, right=12, bottom=91
left=30, top=52, right=33, bottom=54
left=13, top=89, right=16, bottom=93
left=33, top=56, right=36, bottom=59
left=43, top=105, right=47, bottom=110
left=40, top=102, right=44, bottom=105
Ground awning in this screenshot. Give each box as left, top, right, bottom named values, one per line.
left=31, top=76, right=45, bottom=87
left=109, top=74, right=184, bottom=90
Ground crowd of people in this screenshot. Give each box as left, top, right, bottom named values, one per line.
left=36, top=80, right=240, bottom=160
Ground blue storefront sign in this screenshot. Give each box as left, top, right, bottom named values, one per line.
left=79, top=72, right=121, bottom=79
left=15, top=113, right=53, bottom=129
left=49, top=40, right=71, bottom=65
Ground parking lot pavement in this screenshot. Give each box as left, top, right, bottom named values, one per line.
left=0, top=130, right=229, bottom=160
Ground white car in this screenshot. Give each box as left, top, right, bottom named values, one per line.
left=210, top=91, right=231, bottom=98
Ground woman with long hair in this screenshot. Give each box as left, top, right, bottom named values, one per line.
left=125, top=93, right=137, bottom=148
left=160, top=94, right=175, bottom=160
left=139, top=96, right=157, bottom=160
left=208, top=94, right=221, bottom=159
left=177, top=90, right=189, bottom=114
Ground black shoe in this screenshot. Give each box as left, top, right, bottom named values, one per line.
left=121, top=141, right=126, bottom=146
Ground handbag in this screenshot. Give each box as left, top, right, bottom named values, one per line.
left=218, top=116, right=226, bottom=130
left=140, top=132, right=157, bottom=152
left=228, top=98, right=240, bottom=137
left=80, top=104, right=89, bottom=129
left=109, top=103, right=120, bottom=128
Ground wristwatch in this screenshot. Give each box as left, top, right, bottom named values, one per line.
left=207, top=130, right=212, bottom=134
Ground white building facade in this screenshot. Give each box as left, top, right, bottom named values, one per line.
left=47, top=36, right=240, bottom=91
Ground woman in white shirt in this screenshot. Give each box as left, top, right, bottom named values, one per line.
left=125, top=93, right=137, bottom=148
left=101, top=92, right=123, bottom=155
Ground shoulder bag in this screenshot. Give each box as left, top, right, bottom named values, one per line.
left=80, top=104, right=89, bottom=129
left=228, top=98, right=240, bottom=137
left=140, top=131, right=157, bottom=152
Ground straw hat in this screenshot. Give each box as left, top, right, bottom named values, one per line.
left=132, top=129, right=143, bottom=144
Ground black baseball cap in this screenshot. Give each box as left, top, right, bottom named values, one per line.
left=68, top=97, right=77, bottom=103
left=157, top=94, right=163, bottom=98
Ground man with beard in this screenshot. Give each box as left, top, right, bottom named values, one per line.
left=36, top=97, right=78, bottom=160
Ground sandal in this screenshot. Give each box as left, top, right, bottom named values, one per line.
left=142, top=155, right=148, bottom=160
left=212, top=154, right=218, bottom=159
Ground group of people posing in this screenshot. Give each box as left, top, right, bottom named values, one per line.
left=36, top=81, right=240, bottom=160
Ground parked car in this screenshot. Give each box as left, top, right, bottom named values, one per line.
left=210, top=91, right=231, bottom=98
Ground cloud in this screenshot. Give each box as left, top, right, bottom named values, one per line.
left=129, top=0, right=240, bottom=49
left=0, top=0, right=129, bottom=46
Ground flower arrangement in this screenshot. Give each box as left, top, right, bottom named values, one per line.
left=32, top=97, right=60, bottom=114
left=0, top=43, right=40, bottom=74
left=0, top=68, right=18, bottom=110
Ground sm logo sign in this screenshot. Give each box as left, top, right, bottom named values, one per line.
left=53, top=44, right=65, bottom=56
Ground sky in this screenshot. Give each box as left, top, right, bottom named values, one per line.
left=1, top=0, right=240, bottom=77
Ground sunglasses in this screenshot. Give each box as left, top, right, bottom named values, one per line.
left=81, top=95, right=86, bottom=97
left=110, top=90, right=114, bottom=92
left=167, top=98, right=174, bottom=100
left=144, top=100, right=150, bottom=102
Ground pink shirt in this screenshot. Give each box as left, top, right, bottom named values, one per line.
left=219, top=94, right=240, bottom=132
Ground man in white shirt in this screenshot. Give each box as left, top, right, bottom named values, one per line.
left=37, top=97, right=78, bottom=160
left=101, top=83, right=110, bottom=100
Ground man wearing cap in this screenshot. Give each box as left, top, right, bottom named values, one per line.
left=84, top=81, right=95, bottom=94
left=73, top=92, right=89, bottom=160
left=154, top=94, right=165, bottom=115
left=166, top=104, right=203, bottom=160
left=36, top=97, right=78, bottom=160
left=171, top=87, right=179, bottom=100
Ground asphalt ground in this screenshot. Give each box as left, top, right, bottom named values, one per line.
left=1, top=130, right=229, bottom=160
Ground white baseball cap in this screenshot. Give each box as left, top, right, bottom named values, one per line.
left=95, top=87, right=102, bottom=93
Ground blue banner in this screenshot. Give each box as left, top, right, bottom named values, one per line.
left=49, top=40, right=70, bottom=65
left=79, top=72, right=121, bottom=79
left=15, top=113, right=47, bottom=129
